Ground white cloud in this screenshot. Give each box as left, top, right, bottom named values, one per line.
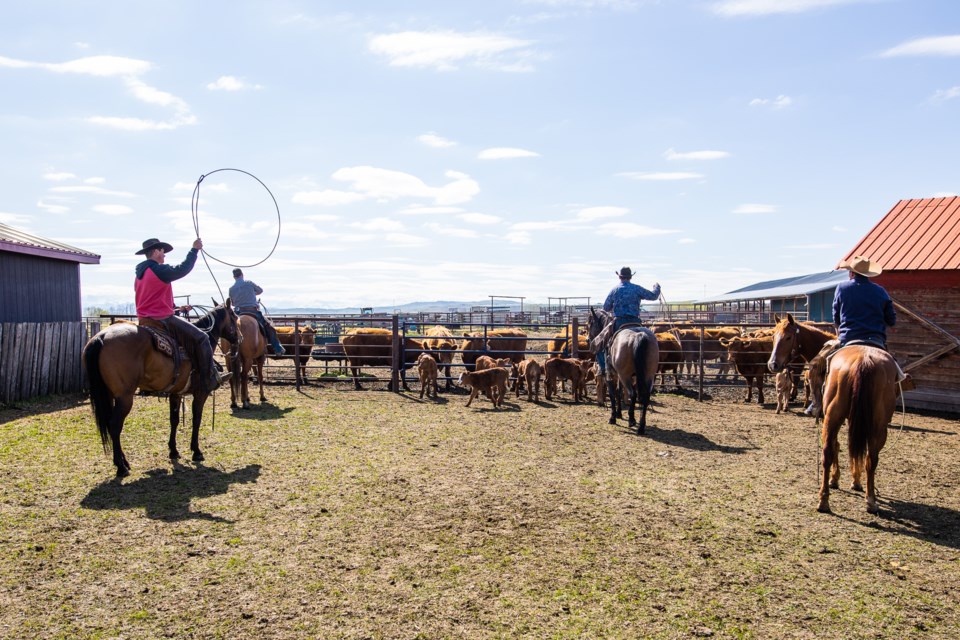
left=207, top=75, right=263, bottom=91
left=664, top=148, right=730, bottom=161
left=0, top=54, right=195, bottom=131
left=749, top=95, right=793, bottom=109
left=37, top=200, right=70, bottom=214
left=929, top=86, right=960, bottom=103
left=510, top=221, right=568, bottom=231
left=0, top=211, right=32, bottom=225
left=575, top=206, right=628, bottom=221
left=423, top=223, right=480, bottom=238
left=732, top=203, right=777, bottom=214
left=292, top=189, right=366, bottom=206
left=50, top=185, right=136, bottom=197
left=931, top=191, right=958, bottom=198
left=595, top=222, right=679, bottom=238
left=84, top=176, right=106, bottom=184
left=712, top=0, right=866, bottom=16
left=92, top=204, right=133, bottom=215
left=418, top=132, right=457, bottom=148
left=458, top=212, right=501, bottom=224
left=478, top=147, right=540, bottom=160
left=351, top=217, right=406, bottom=232
left=398, top=205, right=465, bottom=215
left=505, top=230, right=532, bottom=244
left=302, top=214, right=341, bottom=222
left=331, top=166, right=480, bottom=205
left=386, top=232, right=429, bottom=247
left=616, top=171, right=704, bottom=181
left=369, top=30, right=538, bottom=72
left=43, top=172, right=76, bottom=181
left=678, top=238, right=697, bottom=244
left=881, top=35, right=960, bottom=58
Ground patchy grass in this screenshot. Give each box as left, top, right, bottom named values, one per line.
left=1, top=383, right=958, bottom=639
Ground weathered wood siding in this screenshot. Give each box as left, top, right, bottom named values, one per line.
left=0, top=322, right=86, bottom=403
left=0, top=252, right=82, bottom=322
left=881, top=271, right=960, bottom=413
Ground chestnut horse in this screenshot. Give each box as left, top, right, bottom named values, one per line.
left=82, top=301, right=238, bottom=477
left=817, top=345, right=899, bottom=515
left=767, top=313, right=837, bottom=372
left=587, top=308, right=659, bottom=434
left=221, top=314, right=267, bottom=409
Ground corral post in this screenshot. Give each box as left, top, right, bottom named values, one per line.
left=294, top=319, right=302, bottom=391
left=571, top=317, right=579, bottom=359
left=698, top=325, right=705, bottom=402
left=391, top=315, right=400, bottom=393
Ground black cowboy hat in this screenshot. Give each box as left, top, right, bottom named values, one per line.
left=616, top=266, right=634, bottom=278
left=135, top=238, right=174, bottom=255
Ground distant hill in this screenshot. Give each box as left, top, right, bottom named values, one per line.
left=271, top=300, right=524, bottom=315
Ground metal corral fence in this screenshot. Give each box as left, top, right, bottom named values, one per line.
left=87, top=313, right=808, bottom=401
left=1, top=321, right=87, bottom=404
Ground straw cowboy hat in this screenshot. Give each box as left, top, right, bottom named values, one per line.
left=135, top=238, right=174, bottom=255
left=839, top=255, right=882, bottom=278
left=616, top=266, right=635, bottom=279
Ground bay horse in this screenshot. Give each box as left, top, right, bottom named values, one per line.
left=82, top=301, right=238, bottom=477
left=817, top=345, right=899, bottom=515
left=221, top=314, right=266, bottom=409
left=767, top=313, right=837, bottom=372
left=587, top=308, right=659, bottom=434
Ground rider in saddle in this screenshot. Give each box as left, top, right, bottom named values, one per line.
left=228, top=268, right=285, bottom=356
left=135, top=237, right=233, bottom=393
left=804, top=255, right=909, bottom=415
left=596, top=266, right=661, bottom=375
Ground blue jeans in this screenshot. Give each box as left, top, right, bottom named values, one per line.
left=596, top=316, right=641, bottom=374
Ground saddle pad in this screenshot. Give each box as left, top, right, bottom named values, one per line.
left=140, top=324, right=187, bottom=360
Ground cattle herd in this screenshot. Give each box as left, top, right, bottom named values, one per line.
left=269, top=320, right=832, bottom=412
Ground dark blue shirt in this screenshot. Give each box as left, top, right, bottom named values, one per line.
left=832, top=274, right=896, bottom=347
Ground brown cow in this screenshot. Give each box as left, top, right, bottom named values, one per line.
left=719, top=336, right=774, bottom=404
left=417, top=352, right=439, bottom=399
left=272, top=326, right=316, bottom=380
left=514, top=358, right=543, bottom=402
left=458, top=367, right=509, bottom=408
left=655, top=332, right=683, bottom=389
left=670, top=326, right=740, bottom=380
left=546, top=325, right=594, bottom=360
left=423, top=325, right=458, bottom=391
left=341, top=327, right=424, bottom=391
left=544, top=357, right=584, bottom=403
left=459, top=328, right=527, bottom=370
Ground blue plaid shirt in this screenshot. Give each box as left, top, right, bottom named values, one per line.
left=229, top=277, right=263, bottom=312
left=603, top=281, right=661, bottom=318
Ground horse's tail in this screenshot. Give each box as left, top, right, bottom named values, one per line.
left=632, top=332, right=653, bottom=409
left=847, top=357, right=874, bottom=465
left=83, top=336, right=112, bottom=453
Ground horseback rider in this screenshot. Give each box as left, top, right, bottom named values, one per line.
left=596, top=267, right=661, bottom=375
left=229, top=268, right=286, bottom=356
left=134, top=237, right=232, bottom=393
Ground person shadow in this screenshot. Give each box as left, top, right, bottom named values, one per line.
left=80, top=463, right=261, bottom=522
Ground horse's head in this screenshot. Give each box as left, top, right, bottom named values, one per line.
left=768, top=313, right=800, bottom=373
left=218, top=297, right=239, bottom=346
left=587, top=307, right=615, bottom=353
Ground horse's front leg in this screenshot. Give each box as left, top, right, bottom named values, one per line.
left=111, top=394, right=134, bottom=477
left=190, top=393, right=207, bottom=462
left=606, top=379, right=619, bottom=424
left=168, top=394, right=181, bottom=460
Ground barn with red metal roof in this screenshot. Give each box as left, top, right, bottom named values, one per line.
left=839, top=196, right=960, bottom=412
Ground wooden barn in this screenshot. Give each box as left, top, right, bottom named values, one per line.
left=693, top=270, right=849, bottom=323
left=0, top=223, right=100, bottom=403
left=839, top=196, right=960, bottom=413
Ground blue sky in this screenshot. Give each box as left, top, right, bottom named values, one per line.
left=2, top=0, right=958, bottom=310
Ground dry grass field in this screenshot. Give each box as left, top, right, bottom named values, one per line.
left=1, top=377, right=958, bottom=639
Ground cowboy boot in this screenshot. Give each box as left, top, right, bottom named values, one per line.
left=267, top=325, right=286, bottom=355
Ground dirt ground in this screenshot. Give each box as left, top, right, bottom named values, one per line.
left=1, top=377, right=958, bottom=639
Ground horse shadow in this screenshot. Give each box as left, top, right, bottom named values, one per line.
left=80, top=463, right=261, bottom=522
left=398, top=392, right=450, bottom=405
left=228, top=403, right=296, bottom=420
left=613, top=423, right=757, bottom=454
left=830, top=497, right=960, bottom=550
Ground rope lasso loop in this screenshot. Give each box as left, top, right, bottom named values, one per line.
left=190, top=168, right=281, bottom=301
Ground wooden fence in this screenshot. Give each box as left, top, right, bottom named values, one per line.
left=0, top=321, right=87, bottom=404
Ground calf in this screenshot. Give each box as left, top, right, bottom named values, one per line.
left=719, top=336, right=774, bottom=404
left=515, top=358, right=543, bottom=402
left=655, top=332, right=683, bottom=389
left=458, top=368, right=509, bottom=408
left=775, top=369, right=793, bottom=414
left=474, top=355, right=498, bottom=371
left=589, top=362, right=607, bottom=406
left=544, top=357, right=584, bottom=403
left=417, top=352, right=439, bottom=399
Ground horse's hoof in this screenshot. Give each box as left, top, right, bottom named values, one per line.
left=608, top=417, right=617, bottom=425
left=231, top=402, right=239, bottom=409
left=637, top=426, right=646, bottom=436
left=829, top=480, right=839, bottom=490
left=170, top=449, right=180, bottom=460
left=192, top=451, right=205, bottom=462
left=116, top=467, right=130, bottom=478
left=866, top=503, right=879, bottom=515
left=850, top=483, right=864, bottom=492
left=816, top=503, right=831, bottom=514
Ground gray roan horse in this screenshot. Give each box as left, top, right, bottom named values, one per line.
left=587, top=308, right=660, bottom=434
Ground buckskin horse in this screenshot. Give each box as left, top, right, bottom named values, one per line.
left=82, top=301, right=238, bottom=477
left=816, top=345, right=899, bottom=515
left=587, top=308, right=659, bottom=434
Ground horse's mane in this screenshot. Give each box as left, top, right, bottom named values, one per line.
left=799, top=321, right=837, bottom=340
